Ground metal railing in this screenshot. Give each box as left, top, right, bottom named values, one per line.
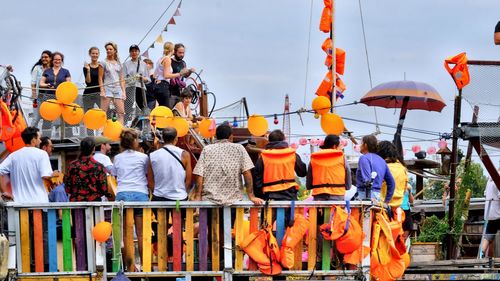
left=5, top=200, right=374, bottom=281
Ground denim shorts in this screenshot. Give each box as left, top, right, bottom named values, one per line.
left=115, top=191, right=149, bottom=216
left=356, top=190, right=381, bottom=203
left=104, top=87, right=124, bottom=99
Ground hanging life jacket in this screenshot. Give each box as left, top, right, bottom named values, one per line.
left=319, top=204, right=363, bottom=254
left=0, top=100, right=14, bottom=142
left=280, top=213, right=309, bottom=269
left=444, top=52, right=470, bottom=90
left=261, top=148, right=298, bottom=193
left=321, top=39, right=346, bottom=75
left=310, top=149, right=346, bottom=197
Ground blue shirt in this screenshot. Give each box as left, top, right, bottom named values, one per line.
left=42, top=67, right=71, bottom=88
left=356, top=153, right=395, bottom=203
left=401, top=190, right=410, bottom=210
left=48, top=184, right=69, bottom=202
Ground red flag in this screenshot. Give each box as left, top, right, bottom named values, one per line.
left=174, top=8, right=181, bottom=16
left=168, top=17, right=176, bottom=25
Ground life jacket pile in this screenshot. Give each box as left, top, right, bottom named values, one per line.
left=370, top=208, right=410, bottom=281
left=0, top=100, right=27, bottom=153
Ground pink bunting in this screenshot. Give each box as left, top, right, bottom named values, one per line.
left=438, top=139, right=447, bottom=150
left=174, top=8, right=181, bottom=16
left=411, top=145, right=421, bottom=153
left=290, top=143, right=299, bottom=149
left=340, top=138, right=348, bottom=147
left=141, top=50, right=149, bottom=58
left=168, top=17, right=176, bottom=25
left=354, top=144, right=361, bottom=153
left=427, top=146, right=437, bottom=155
left=299, top=138, right=308, bottom=146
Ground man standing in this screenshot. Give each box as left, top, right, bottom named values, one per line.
left=254, top=130, right=307, bottom=201
left=169, top=43, right=196, bottom=108
left=193, top=123, right=262, bottom=205
left=148, top=127, right=192, bottom=202
left=39, top=136, right=69, bottom=203
left=0, top=127, right=54, bottom=203
left=93, top=136, right=113, bottom=174
left=123, top=45, right=150, bottom=124
left=356, top=135, right=395, bottom=203
left=64, top=137, right=109, bottom=202
left=480, top=169, right=500, bottom=258
left=306, top=134, right=351, bottom=201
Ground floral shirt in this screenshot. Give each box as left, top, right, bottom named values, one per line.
left=193, top=140, right=254, bottom=205
left=64, top=156, right=108, bottom=202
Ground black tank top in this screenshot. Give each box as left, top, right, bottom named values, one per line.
left=171, top=58, right=186, bottom=74
left=83, top=66, right=100, bottom=95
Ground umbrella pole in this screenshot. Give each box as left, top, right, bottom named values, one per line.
left=393, top=96, right=410, bottom=157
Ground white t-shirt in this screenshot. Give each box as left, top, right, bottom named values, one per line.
left=0, top=147, right=52, bottom=203
left=150, top=145, right=187, bottom=200
left=93, top=152, right=113, bottom=173
left=484, top=178, right=500, bottom=220
left=112, top=150, right=149, bottom=195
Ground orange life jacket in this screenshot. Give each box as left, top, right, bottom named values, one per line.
left=310, top=149, right=346, bottom=196
left=0, top=100, right=14, bottom=141
left=261, top=148, right=298, bottom=193
left=238, top=225, right=282, bottom=275
left=322, top=39, right=346, bottom=75
left=444, top=52, right=470, bottom=90
left=280, top=214, right=309, bottom=269
left=319, top=7, right=332, bottom=33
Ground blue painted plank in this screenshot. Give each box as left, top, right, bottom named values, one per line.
left=47, top=209, right=58, bottom=272
left=276, top=208, right=285, bottom=248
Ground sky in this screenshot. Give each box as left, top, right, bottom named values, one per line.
left=1, top=0, right=499, bottom=163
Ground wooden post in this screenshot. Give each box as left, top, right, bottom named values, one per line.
left=198, top=84, right=208, bottom=117
left=464, top=106, right=479, bottom=169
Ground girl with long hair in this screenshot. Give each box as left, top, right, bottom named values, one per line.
left=154, top=42, right=187, bottom=107
left=99, top=42, right=126, bottom=124
left=30, top=50, right=52, bottom=128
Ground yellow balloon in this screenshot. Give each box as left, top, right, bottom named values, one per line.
left=61, top=103, right=84, bottom=125
left=150, top=106, right=173, bottom=128
left=199, top=118, right=216, bottom=138
left=171, top=117, right=189, bottom=137
left=312, top=96, right=331, bottom=115
left=103, top=119, right=123, bottom=141
left=83, top=108, right=107, bottom=130
left=320, top=113, right=344, bottom=135
left=40, top=99, right=62, bottom=121
left=248, top=115, right=268, bottom=137
left=55, top=82, right=78, bottom=104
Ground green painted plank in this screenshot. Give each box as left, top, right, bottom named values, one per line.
left=62, top=209, right=73, bottom=271
left=322, top=207, right=331, bottom=270
left=112, top=208, right=121, bottom=272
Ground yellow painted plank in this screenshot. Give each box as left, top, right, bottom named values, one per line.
left=307, top=207, right=318, bottom=270
left=20, top=209, right=30, bottom=272
left=142, top=208, right=152, bottom=272
left=211, top=209, right=220, bottom=271
left=124, top=209, right=135, bottom=272
left=157, top=208, right=167, bottom=271
left=293, top=207, right=303, bottom=270
left=185, top=208, right=194, bottom=271
left=266, top=207, right=272, bottom=227
left=234, top=208, right=245, bottom=271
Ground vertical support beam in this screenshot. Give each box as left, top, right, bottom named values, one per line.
left=19, top=209, right=30, bottom=273
left=211, top=209, right=220, bottom=271
left=198, top=84, right=208, bottom=117
left=248, top=208, right=259, bottom=270
left=276, top=208, right=285, bottom=248
left=74, top=209, right=87, bottom=271
left=7, top=208, right=19, bottom=271
left=234, top=208, right=244, bottom=271
left=157, top=208, right=167, bottom=271
left=361, top=205, right=372, bottom=280
left=62, top=208, right=73, bottom=272
left=47, top=209, right=58, bottom=272
left=85, top=207, right=95, bottom=273
left=331, top=0, right=336, bottom=109
left=111, top=208, right=121, bottom=272
left=172, top=209, right=182, bottom=271
left=321, top=207, right=331, bottom=270
left=293, top=208, right=303, bottom=270
left=464, top=106, right=479, bottom=169
left=123, top=208, right=135, bottom=272
left=185, top=208, right=195, bottom=271
left=415, top=170, right=424, bottom=200
left=198, top=208, right=208, bottom=271
left=307, top=207, right=317, bottom=270
left=33, top=209, right=44, bottom=272
left=223, top=207, right=232, bottom=273
left=471, top=139, right=500, bottom=191
left=142, top=208, right=152, bottom=272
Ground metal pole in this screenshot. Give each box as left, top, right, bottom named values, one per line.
left=447, top=88, right=462, bottom=259
left=331, top=0, right=336, bottom=111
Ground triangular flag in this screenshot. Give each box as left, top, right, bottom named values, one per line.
left=163, top=25, right=168, bottom=32
left=142, top=50, right=149, bottom=58
left=177, top=0, right=182, bottom=8
left=174, top=8, right=181, bottom=17
left=168, top=17, right=176, bottom=25
left=155, top=34, right=164, bottom=44
left=149, top=42, right=155, bottom=49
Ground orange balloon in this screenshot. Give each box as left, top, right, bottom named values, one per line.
left=83, top=108, right=107, bottom=130
left=92, top=221, right=112, bottom=243
left=312, top=96, right=331, bottom=115
left=320, top=113, right=344, bottom=135
left=103, top=119, right=123, bottom=141
left=248, top=115, right=268, bottom=137
left=55, top=81, right=78, bottom=104
left=150, top=106, right=173, bottom=128
left=199, top=118, right=216, bottom=138
left=62, top=103, right=84, bottom=125
left=171, top=117, right=189, bottom=137
left=40, top=99, right=63, bottom=121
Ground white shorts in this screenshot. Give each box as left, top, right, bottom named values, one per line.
left=104, top=87, right=123, bottom=99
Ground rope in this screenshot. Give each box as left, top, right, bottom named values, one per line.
left=302, top=0, right=314, bottom=108
left=357, top=0, right=380, bottom=134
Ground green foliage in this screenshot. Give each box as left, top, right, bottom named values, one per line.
left=417, top=215, right=449, bottom=242
left=457, top=161, right=487, bottom=198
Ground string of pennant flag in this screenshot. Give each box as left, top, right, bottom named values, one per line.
left=141, top=0, right=183, bottom=59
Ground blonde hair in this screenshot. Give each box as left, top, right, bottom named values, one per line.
left=104, top=41, right=120, bottom=62
left=163, top=42, right=174, bottom=56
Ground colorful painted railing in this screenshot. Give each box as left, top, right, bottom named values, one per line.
left=5, top=201, right=373, bottom=281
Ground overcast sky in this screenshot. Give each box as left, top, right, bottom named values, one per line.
left=1, top=0, right=499, bottom=161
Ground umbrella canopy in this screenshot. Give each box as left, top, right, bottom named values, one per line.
left=360, top=80, right=446, bottom=112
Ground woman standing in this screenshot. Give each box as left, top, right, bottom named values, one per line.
left=39, top=52, right=71, bottom=93
left=99, top=42, right=126, bottom=124
left=112, top=129, right=150, bottom=271
left=30, top=50, right=52, bottom=128
left=83, top=47, right=103, bottom=112
left=154, top=42, right=186, bottom=107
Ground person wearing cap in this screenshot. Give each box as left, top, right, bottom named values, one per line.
left=64, top=137, right=109, bottom=202
left=93, top=136, right=113, bottom=174
left=123, top=44, right=151, bottom=125
left=254, top=129, right=307, bottom=201
left=306, top=134, right=351, bottom=201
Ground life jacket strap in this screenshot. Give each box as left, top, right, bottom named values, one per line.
left=262, top=179, right=295, bottom=187
left=311, top=183, right=345, bottom=188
